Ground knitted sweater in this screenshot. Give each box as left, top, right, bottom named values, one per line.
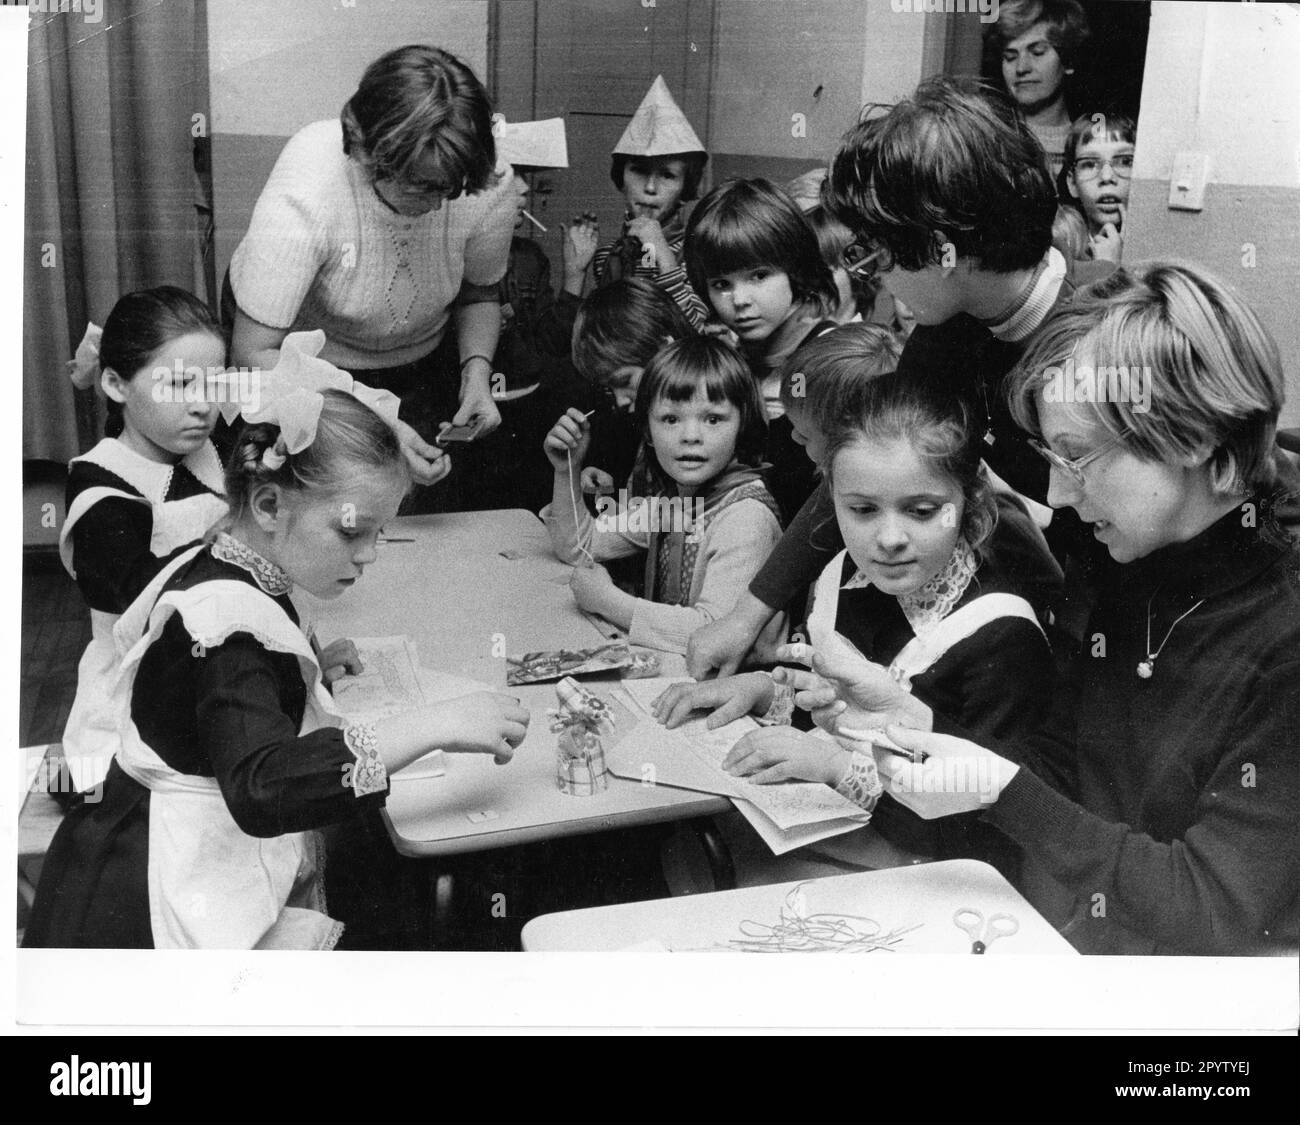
left=956, top=501, right=1300, bottom=955
left=230, top=119, right=516, bottom=370
left=591, top=211, right=709, bottom=328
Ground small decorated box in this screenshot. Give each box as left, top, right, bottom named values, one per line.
left=550, top=676, right=614, bottom=796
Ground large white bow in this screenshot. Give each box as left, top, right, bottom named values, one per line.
left=67, top=322, right=104, bottom=390
left=220, top=331, right=402, bottom=466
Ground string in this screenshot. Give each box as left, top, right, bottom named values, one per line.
left=565, top=414, right=597, bottom=567
left=723, top=883, right=923, bottom=954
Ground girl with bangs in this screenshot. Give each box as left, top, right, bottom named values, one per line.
left=685, top=177, right=843, bottom=523
left=542, top=336, right=785, bottom=656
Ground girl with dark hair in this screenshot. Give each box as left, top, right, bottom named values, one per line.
left=27, top=375, right=529, bottom=949
left=542, top=335, right=784, bottom=655
left=58, top=286, right=230, bottom=794
left=686, top=176, right=842, bottom=523
left=229, top=44, right=519, bottom=500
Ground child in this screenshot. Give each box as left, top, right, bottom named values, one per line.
left=1057, top=112, right=1136, bottom=264
left=586, top=75, right=710, bottom=328
left=542, top=335, right=785, bottom=656
left=654, top=370, right=1054, bottom=873
left=685, top=177, right=842, bottom=524
left=58, top=287, right=231, bottom=794
left=26, top=382, right=529, bottom=949
left=569, top=277, right=697, bottom=495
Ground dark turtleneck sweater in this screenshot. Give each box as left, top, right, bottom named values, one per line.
left=946, top=499, right=1300, bottom=955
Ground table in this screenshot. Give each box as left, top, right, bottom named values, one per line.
left=521, top=858, right=1079, bottom=954
left=312, top=510, right=730, bottom=859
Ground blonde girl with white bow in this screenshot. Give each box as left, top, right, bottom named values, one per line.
left=27, top=360, right=528, bottom=949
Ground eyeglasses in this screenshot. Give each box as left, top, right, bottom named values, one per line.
left=1071, top=154, right=1135, bottom=181
left=1028, top=432, right=1129, bottom=485
left=842, top=241, right=886, bottom=280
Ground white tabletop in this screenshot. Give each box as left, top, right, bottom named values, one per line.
left=521, top=858, right=1079, bottom=954
left=313, top=510, right=727, bottom=856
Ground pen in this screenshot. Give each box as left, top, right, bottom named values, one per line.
left=378, top=536, right=415, bottom=543
left=837, top=726, right=928, bottom=764
left=521, top=209, right=547, bottom=233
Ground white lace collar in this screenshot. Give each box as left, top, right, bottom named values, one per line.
left=842, top=538, right=978, bottom=637
left=211, top=532, right=294, bottom=597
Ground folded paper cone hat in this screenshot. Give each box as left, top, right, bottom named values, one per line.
left=612, top=74, right=705, bottom=158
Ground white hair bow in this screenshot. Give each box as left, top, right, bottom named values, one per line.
left=220, top=330, right=402, bottom=468
left=66, top=322, right=104, bottom=390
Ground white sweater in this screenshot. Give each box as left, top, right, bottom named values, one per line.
left=230, top=119, right=516, bottom=370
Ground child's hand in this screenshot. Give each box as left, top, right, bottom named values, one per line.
left=561, top=213, right=600, bottom=278
left=1090, top=221, right=1124, bottom=263
left=775, top=641, right=926, bottom=733
left=543, top=408, right=592, bottom=472
left=650, top=672, right=774, bottom=730
left=394, top=418, right=452, bottom=487
left=580, top=466, right=616, bottom=495
left=317, top=638, right=363, bottom=687
left=427, top=692, right=530, bottom=765
left=569, top=562, right=614, bottom=610
left=721, top=727, right=846, bottom=787
left=625, top=217, right=676, bottom=274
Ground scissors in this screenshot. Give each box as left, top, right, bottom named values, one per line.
left=952, top=908, right=1019, bottom=954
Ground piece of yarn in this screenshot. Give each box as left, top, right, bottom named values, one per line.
left=726, top=882, right=923, bottom=953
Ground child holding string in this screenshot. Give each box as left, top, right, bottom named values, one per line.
left=58, top=287, right=231, bottom=795
left=655, top=332, right=1053, bottom=874
left=543, top=335, right=785, bottom=657
left=26, top=366, right=529, bottom=949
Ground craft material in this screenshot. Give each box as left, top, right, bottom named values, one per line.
left=436, top=423, right=476, bottom=444
left=952, top=907, right=1019, bottom=954
left=549, top=676, right=614, bottom=795
left=726, top=883, right=922, bottom=953
left=506, top=641, right=632, bottom=685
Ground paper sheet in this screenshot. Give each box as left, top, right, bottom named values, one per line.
left=331, top=636, right=427, bottom=723
left=610, top=679, right=869, bottom=838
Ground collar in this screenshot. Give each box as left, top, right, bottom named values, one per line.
left=1107, top=495, right=1293, bottom=603
left=746, top=304, right=826, bottom=373
left=842, top=539, right=979, bottom=637
left=210, top=532, right=294, bottom=597
left=984, top=248, right=1067, bottom=343
left=74, top=438, right=225, bottom=505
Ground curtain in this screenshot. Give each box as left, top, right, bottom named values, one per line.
left=24, top=0, right=213, bottom=462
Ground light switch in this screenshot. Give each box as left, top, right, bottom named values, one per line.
left=1168, top=152, right=1210, bottom=211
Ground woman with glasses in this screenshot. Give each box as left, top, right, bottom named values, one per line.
left=1057, top=113, right=1137, bottom=264
left=228, top=45, right=519, bottom=502
left=787, top=261, right=1300, bottom=955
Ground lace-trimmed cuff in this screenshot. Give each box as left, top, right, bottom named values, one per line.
left=834, top=748, right=883, bottom=812
left=755, top=676, right=795, bottom=726
left=343, top=722, right=388, bottom=798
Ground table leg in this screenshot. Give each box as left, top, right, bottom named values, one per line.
left=689, top=817, right=735, bottom=891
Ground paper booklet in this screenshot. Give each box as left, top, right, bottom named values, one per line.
left=607, top=678, right=869, bottom=855
left=331, top=637, right=497, bottom=781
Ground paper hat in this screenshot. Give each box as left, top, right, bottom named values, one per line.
left=785, top=167, right=829, bottom=214
left=612, top=75, right=705, bottom=158
left=494, top=116, right=569, bottom=169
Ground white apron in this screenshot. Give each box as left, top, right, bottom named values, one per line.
left=112, top=553, right=346, bottom=950
left=803, top=549, right=1042, bottom=868
left=58, top=439, right=228, bottom=792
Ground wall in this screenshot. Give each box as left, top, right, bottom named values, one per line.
left=1126, top=1, right=1300, bottom=426
left=207, top=0, right=489, bottom=289
left=707, top=0, right=945, bottom=185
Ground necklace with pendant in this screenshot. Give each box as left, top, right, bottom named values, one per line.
left=1137, top=593, right=1206, bottom=679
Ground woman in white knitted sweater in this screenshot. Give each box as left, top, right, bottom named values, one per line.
left=229, top=45, right=519, bottom=491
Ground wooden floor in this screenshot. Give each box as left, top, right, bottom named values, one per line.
left=20, top=550, right=90, bottom=748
